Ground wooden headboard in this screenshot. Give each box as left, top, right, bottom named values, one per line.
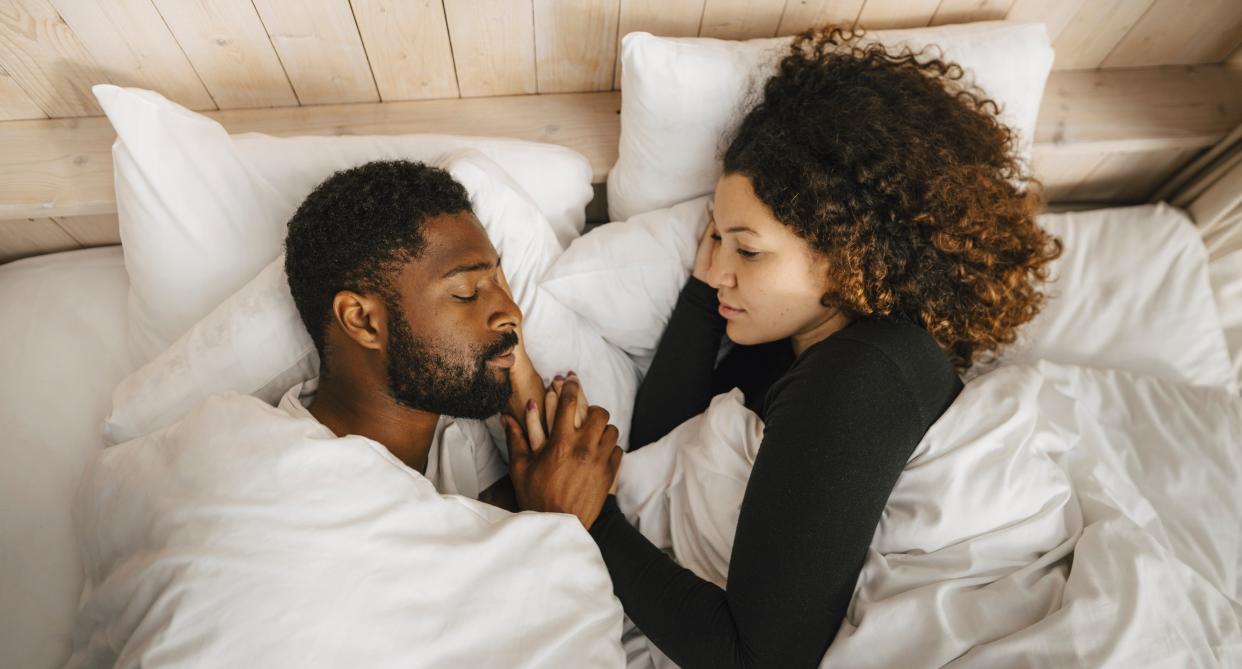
left=2, top=0, right=1241, bottom=262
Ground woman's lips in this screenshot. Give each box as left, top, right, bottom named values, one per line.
left=718, top=300, right=746, bottom=319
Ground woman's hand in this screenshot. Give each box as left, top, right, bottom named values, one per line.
left=692, top=214, right=719, bottom=283
left=496, top=267, right=547, bottom=433
left=504, top=374, right=622, bottom=529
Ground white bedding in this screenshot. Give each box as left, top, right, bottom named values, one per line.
left=0, top=247, right=137, bottom=669
left=66, top=384, right=624, bottom=668
left=3, top=201, right=1242, bottom=669
left=618, top=362, right=1242, bottom=668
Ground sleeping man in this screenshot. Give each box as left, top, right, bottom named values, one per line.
left=65, top=160, right=625, bottom=668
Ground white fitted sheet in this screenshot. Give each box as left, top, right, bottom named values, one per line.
left=0, top=246, right=136, bottom=669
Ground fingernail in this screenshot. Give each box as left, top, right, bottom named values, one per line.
left=567, top=370, right=577, bottom=378
left=553, top=374, right=564, bottom=381
left=526, top=398, right=536, bottom=411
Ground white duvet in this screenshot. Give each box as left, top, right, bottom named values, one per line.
left=67, top=387, right=624, bottom=668
left=617, top=361, right=1242, bottom=668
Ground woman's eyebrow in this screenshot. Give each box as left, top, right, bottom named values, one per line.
left=724, top=225, right=758, bottom=234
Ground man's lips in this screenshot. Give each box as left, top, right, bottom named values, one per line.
left=718, top=299, right=745, bottom=319
left=486, top=348, right=517, bottom=368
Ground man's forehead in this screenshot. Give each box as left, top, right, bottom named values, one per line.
left=416, top=211, right=498, bottom=277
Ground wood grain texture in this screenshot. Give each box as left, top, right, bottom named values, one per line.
left=1046, top=0, right=1155, bottom=70
left=853, top=0, right=939, bottom=29
left=699, top=0, right=786, bottom=39
left=777, top=0, right=865, bottom=34
left=151, top=0, right=298, bottom=108
left=350, top=0, right=458, bottom=101
left=251, top=0, right=378, bottom=105
left=1065, top=147, right=1201, bottom=202
left=1005, top=0, right=1088, bottom=43
left=0, top=62, right=44, bottom=119
left=0, top=0, right=106, bottom=117
left=534, top=0, right=621, bottom=93
left=52, top=212, right=118, bottom=246
left=443, top=0, right=537, bottom=97
left=0, top=216, right=78, bottom=262
left=929, top=0, right=1017, bottom=26
left=1102, top=0, right=1242, bottom=68
left=1030, top=149, right=1105, bottom=202
left=49, top=0, right=216, bottom=111
left=614, top=0, right=706, bottom=87
left=1034, top=65, right=1242, bottom=153
left=4, top=65, right=1242, bottom=222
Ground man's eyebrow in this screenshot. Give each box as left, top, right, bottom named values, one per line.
left=440, top=257, right=498, bottom=280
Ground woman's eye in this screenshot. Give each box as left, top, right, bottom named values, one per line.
left=710, top=234, right=722, bottom=242
left=737, top=248, right=759, bottom=259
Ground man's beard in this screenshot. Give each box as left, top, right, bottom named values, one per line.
left=384, top=308, right=516, bottom=419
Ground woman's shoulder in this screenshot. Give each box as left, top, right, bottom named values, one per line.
left=777, top=317, right=962, bottom=429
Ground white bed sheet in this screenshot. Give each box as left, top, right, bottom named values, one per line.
left=0, top=246, right=136, bottom=669
left=1201, top=213, right=1242, bottom=390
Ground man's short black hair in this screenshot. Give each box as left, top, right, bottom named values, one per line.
left=284, top=160, right=473, bottom=363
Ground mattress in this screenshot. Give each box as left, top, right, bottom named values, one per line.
left=3, top=198, right=1241, bottom=668
left=0, top=246, right=136, bottom=669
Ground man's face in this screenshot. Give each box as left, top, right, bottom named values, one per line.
left=383, top=211, right=520, bottom=418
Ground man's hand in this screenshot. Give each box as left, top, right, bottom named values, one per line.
left=504, top=375, right=622, bottom=529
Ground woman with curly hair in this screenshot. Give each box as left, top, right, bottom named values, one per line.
left=506, top=26, right=1061, bottom=667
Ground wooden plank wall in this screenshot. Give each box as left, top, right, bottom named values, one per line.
left=1, top=0, right=1242, bottom=261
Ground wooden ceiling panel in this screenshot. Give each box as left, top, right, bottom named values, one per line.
left=150, top=0, right=298, bottom=109
left=699, top=0, right=787, bottom=40
left=443, top=0, right=537, bottom=97
left=1102, top=0, right=1242, bottom=68
left=49, top=0, right=216, bottom=111
left=534, top=0, right=621, bottom=93
left=0, top=0, right=106, bottom=117
left=251, top=0, right=379, bottom=105
left=350, top=0, right=459, bottom=101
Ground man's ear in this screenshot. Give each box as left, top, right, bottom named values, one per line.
left=331, top=290, right=386, bottom=351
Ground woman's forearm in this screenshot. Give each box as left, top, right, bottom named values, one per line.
left=630, top=277, right=727, bottom=449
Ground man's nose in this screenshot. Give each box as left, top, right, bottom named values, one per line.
left=490, top=287, right=522, bottom=331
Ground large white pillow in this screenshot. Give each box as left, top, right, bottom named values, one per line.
left=105, top=150, right=640, bottom=448
left=94, top=84, right=594, bottom=363
left=607, top=21, right=1054, bottom=221
left=541, top=200, right=1237, bottom=392
left=1000, top=203, right=1236, bottom=392
left=542, top=195, right=709, bottom=371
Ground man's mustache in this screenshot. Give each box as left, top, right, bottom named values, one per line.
left=479, top=330, right=520, bottom=363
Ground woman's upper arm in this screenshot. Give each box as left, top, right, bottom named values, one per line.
left=723, top=339, right=925, bottom=666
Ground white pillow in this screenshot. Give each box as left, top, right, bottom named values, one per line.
left=607, top=21, right=1054, bottom=221
left=94, top=84, right=594, bottom=363
left=106, top=150, right=640, bottom=448
left=541, top=200, right=1237, bottom=392
left=998, top=203, right=1236, bottom=391
left=542, top=195, right=709, bottom=371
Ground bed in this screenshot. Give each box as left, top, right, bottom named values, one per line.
left=2, top=14, right=1242, bottom=669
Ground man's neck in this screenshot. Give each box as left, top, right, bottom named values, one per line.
left=306, top=375, right=440, bottom=474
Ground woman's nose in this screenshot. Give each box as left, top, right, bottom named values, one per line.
left=706, top=253, right=736, bottom=289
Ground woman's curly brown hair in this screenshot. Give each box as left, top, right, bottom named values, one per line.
left=723, top=26, right=1062, bottom=370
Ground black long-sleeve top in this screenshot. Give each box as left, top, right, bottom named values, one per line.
left=589, top=277, right=963, bottom=668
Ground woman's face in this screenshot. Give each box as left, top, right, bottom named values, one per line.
left=705, top=174, right=850, bottom=353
